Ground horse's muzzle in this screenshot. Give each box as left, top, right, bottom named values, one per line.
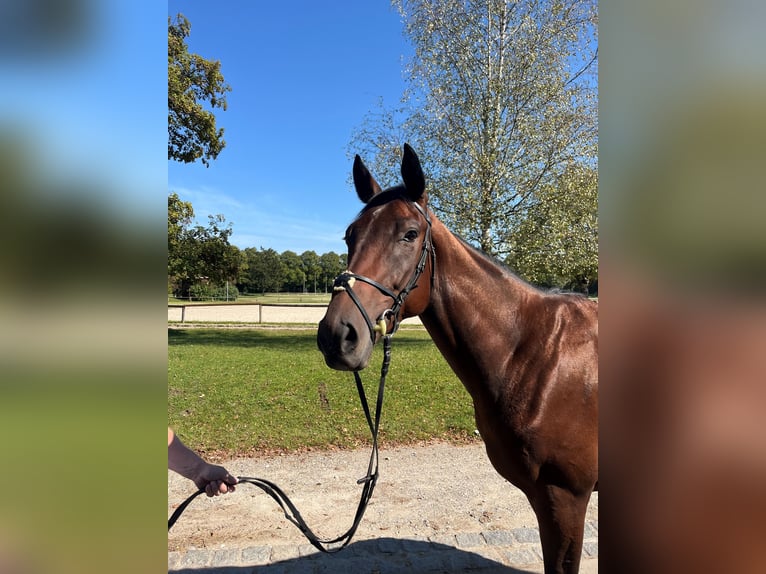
left=317, top=316, right=373, bottom=371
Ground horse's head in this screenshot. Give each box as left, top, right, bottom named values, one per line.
left=317, top=144, right=434, bottom=371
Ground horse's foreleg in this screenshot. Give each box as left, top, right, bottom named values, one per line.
left=530, top=484, right=591, bottom=574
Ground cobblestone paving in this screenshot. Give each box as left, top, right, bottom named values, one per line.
left=168, top=520, right=597, bottom=573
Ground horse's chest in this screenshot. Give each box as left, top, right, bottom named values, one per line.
left=474, top=410, right=539, bottom=489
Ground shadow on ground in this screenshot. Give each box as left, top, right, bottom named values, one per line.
left=169, top=537, right=538, bottom=573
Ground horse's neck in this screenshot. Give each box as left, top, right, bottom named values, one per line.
left=420, top=220, right=535, bottom=391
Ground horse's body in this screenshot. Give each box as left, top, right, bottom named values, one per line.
left=317, top=145, right=598, bottom=574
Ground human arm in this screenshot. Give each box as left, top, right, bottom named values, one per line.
left=168, top=428, right=238, bottom=496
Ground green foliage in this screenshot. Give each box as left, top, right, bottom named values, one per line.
left=168, top=193, right=240, bottom=297
left=168, top=328, right=477, bottom=455
left=320, top=251, right=347, bottom=289
left=349, top=0, right=597, bottom=266
left=238, top=249, right=347, bottom=295
left=168, top=192, right=194, bottom=281
left=507, top=164, right=598, bottom=292
left=280, top=250, right=306, bottom=292
left=188, top=282, right=239, bottom=301
left=243, top=247, right=284, bottom=294
left=300, top=250, right=322, bottom=292
left=168, top=194, right=348, bottom=296
left=168, top=14, right=231, bottom=167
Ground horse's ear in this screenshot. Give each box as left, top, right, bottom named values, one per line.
left=353, top=155, right=382, bottom=204
left=401, top=143, right=426, bottom=201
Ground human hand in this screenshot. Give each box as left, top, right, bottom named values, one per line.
left=192, top=463, right=238, bottom=497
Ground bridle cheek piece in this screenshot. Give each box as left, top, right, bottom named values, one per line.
left=332, top=201, right=435, bottom=343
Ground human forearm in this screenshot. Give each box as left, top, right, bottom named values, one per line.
left=168, top=428, right=237, bottom=496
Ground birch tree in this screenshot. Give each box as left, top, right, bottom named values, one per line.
left=350, top=0, right=597, bottom=259
left=507, top=163, right=598, bottom=291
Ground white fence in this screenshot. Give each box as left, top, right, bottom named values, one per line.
left=168, top=303, right=422, bottom=326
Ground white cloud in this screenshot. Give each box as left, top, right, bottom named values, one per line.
left=170, top=183, right=347, bottom=254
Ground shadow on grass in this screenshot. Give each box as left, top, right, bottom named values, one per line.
left=168, top=328, right=313, bottom=349
left=168, top=328, right=436, bottom=352
left=169, top=537, right=537, bottom=573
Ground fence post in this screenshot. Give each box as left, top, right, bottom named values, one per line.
left=258, top=304, right=262, bottom=324
left=181, top=306, right=186, bottom=323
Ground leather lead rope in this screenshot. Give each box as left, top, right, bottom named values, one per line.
left=168, top=335, right=392, bottom=554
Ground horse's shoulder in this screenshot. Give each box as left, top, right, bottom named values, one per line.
left=535, top=293, right=598, bottom=338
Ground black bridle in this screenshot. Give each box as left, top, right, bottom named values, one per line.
left=168, top=201, right=435, bottom=554
left=331, top=200, right=435, bottom=342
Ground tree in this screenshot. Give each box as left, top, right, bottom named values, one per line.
left=280, top=250, right=306, bottom=292
left=349, top=0, right=597, bottom=258
left=300, top=250, right=321, bottom=293
left=245, top=248, right=284, bottom=294
left=507, top=164, right=598, bottom=292
left=319, top=251, right=347, bottom=293
left=346, top=100, right=411, bottom=188
left=168, top=14, right=231, bottom=167
left=168, top=192, right=194, bottom=286
left=167, top=194, right=240, bottom=296
left=189, top=214, right=240, bottom=286
left=234, top=249, right=250, bottom=292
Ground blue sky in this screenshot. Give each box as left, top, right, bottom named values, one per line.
left=0, top=2, right=166, bottom=220
left=168, top=1, right=412, bottom=254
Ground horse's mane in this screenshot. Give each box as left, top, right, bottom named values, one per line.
left=451, top=233, right=539, bottom=288
left=452, top=234, right=588, bottom=299
left=356, top=190, right=587, bottom=299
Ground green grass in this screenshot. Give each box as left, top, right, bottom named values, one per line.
left=168, top=328, right=478, bottom=460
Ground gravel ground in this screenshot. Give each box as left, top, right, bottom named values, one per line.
left=168, top=441, right=598, bottom=572
left=168, top=313, right=597, bottom=572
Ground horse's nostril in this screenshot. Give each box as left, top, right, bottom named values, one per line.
left=341, top=321, right=358, bottom=350
left=317, top=317, right=369, bottom=371
left=317, top=319, right=359, bottom=357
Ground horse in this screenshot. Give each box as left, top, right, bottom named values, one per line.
left=317, top=144, right=598, bottom=574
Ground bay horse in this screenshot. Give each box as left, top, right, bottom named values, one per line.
left=317, top=144, right=598, bottom=574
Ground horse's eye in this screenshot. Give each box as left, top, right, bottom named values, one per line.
left=403, top=229, right=419, bottom=243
